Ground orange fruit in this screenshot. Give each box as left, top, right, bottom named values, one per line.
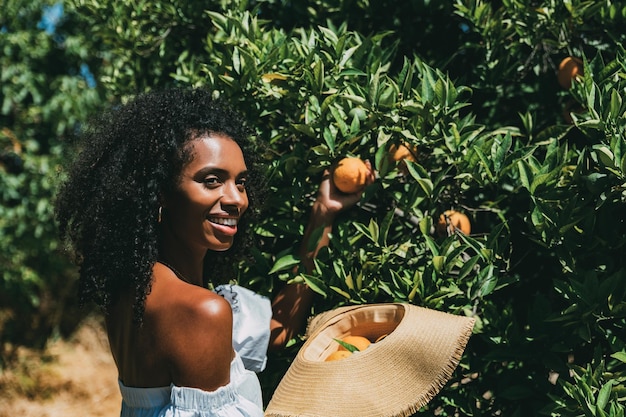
left=332, top=157, right=369, bottom=194
left=436, top=210, right=471, bottom=237
left=325, top=350, right=353, bottom=361
left=337, top=335, right=372, bottom=352
left=389, top=142, right=418, bottom=175
left=558, top=56, right=583, bottom=89
left=389, top=143, right=417, bottom=163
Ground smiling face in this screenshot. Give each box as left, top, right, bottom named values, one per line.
left=163, top=134, right=249, bottom=253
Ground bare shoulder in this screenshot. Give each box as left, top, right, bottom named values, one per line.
left=146, top=266, right=234, bottom=391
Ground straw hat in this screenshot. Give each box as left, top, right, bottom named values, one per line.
left=264, top=303, right=475, bottom=417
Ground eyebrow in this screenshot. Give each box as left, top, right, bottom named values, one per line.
left=192, top=166, right=249, bottom=180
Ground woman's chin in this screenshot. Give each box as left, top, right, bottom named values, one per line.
left=213, top=246, right=232, bottom=252
left=207, top=239, right=234, bottom=252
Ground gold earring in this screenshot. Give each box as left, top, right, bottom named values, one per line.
left=158, top=206, right=163, bottom=223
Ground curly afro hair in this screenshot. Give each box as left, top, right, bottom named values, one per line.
left=55, top=87, right=265, bottom=323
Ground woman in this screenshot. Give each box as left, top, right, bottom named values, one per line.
left=55, top=87, right=373, bottom=416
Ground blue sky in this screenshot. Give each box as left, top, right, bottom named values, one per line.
left=36, top=2, right=97, bottom=88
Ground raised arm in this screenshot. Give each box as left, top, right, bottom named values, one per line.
left=268, top=164, right=374, bottom=350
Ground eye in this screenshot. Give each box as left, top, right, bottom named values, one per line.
left=236, top=177, right=247, bottom=191
left=202, top=176, right=221, bottom=188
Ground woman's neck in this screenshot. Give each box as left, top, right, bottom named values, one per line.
left=158, top=233, right=205, bottom=286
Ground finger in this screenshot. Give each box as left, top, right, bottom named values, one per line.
left=363, top=159, right=377, bottom=184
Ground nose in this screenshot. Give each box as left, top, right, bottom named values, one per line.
left=220, top=181, right=248, bottom=213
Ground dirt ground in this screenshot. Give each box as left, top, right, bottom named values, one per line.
left=0, top=317, right=121, bottom=417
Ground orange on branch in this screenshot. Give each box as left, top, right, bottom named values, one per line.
left=558, top=56, right=583, bottom=89
left=332, top=157, right=369, bottom=194
left=389, top=143, right=417, bottom=163
left=436, top=210, right=471, bottom=237
left=388, top=142, right=418, bottom=175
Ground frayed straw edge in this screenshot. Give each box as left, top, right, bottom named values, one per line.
left=265, top=316, right=476, bottom=417
left=395, top=316, right=477, bottom=417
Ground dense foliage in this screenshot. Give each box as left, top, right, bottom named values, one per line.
left=2, top=0, right=626, bottom=415
left=0, top=0, right=103, bottom=359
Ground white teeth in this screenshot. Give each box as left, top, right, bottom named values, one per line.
left=208, top=217, right=238, bottom=226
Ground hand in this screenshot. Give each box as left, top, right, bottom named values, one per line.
left=270, top=160, right=375, bottom=350
left=314, top=160, right=376, bottom=219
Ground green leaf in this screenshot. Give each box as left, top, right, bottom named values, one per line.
left=378, top=209, right=394, bottom=246
left=329, top=105, right=348, bottom=136
left=424, top=235, right=440, bottom=257
left=421, top=64, right=435, bottom=102
left=594, top=145, right=617, bottom=170
left=608, top=89, right=622, bottom=120
left=349, top=111, right=361, bottom=135
left=368, top=68, right=380, bottom=106
left=432, top=255, right=445, bottom=274
left=398, top=57, right=415, bottom=98
left=292, top=123, right=316, bottom=138
left=405, top=161, right=434, bottom=196
left=596, top=380, right=613, bottom=411
left=314, top=59, right=325, bottom=94
left=268, top=254, right=300, bottom=274
left=530, top=172, right=553, bottom=194
left=338, top=45, right=362, bottom=68
left=232, top=47, right=241, bottom=74
left=353, top=222, right=375, bottom=243
left=473, top=146, right=495, bottom=181
left=340, top=94, right=367, bottom=105
left=303, top=275, right=328, bottom=297
left=492, top=132, right=512, bottom=173
left=344, top=273, right=354, bottom=290
left=333, top=338, right=360, bottom=352
left=322, top=127, right=336, bottom=153
left=611, top=351, right=626, bottom=363
left=330, top=285, right=351, bottom=299
left=457, top=255, right=480, bottom=281
left=517, top=160, right=533, bottom=190
left=368, top=218, right=380, bottom=244
left=318, top=26, right=338, bottom=46
left=457, top=232, right=486, bottom=258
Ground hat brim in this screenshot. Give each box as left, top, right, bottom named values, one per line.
left=265, top=303, right=475, bottom=417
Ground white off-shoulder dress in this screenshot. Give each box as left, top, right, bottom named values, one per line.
left=117, top=285, right=272, bottom=417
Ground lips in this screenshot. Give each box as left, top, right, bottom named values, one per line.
left=207, top=216, right=238, bottom=226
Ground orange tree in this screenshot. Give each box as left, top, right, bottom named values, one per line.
left=12, top=0, right=625, bottom=414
